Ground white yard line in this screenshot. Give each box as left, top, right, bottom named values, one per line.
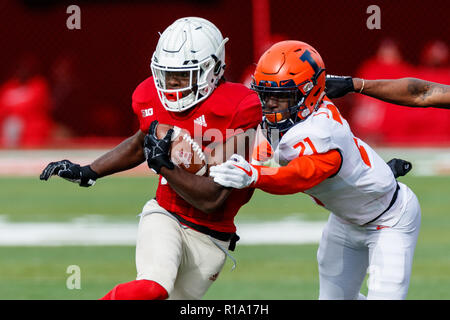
left=0, top=216, right=326, bottom=246
left=235, top=220, right=326, bottom=245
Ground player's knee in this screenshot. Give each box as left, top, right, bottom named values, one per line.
left=367, top=272, right=409, bottom=300
left=109, top=279, right=169, bottom=300
left=137, top=279, right=169, bottom=300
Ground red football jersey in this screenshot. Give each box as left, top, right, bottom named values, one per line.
left=132, top=77, right=262, bottom=233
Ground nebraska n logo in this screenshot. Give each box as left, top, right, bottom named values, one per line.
left=194, top=115, right=207, bottom=127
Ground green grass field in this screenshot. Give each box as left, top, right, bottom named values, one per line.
left=0, top=175, right=449, bottom=299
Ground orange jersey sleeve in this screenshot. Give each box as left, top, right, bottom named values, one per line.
left=252, top=137, right=273, bottom=163
left=253, top=149, right=342, bottom=194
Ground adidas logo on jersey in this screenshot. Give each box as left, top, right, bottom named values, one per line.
left=194, top=115, right=207, bottom=127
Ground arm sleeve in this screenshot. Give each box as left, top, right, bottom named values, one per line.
left=131, top=77, right=158, bottom=133
left=132, top=101, right=149, bottom=133
left=253, top=149, right=342, bottom=195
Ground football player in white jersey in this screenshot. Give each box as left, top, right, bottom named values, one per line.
left=210, top=41, right=422, bottom=300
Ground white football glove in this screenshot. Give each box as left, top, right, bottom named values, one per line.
left=209, top=154, right=259, bottom=189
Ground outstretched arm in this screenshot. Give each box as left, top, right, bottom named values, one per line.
left=40, top=130, right=146, bottom=186
left=210, top=150, right=342, bottom=194
left=210, top=152, right=413, bottom=193
left=353, top=77, right=450, bottom=108
left=90, top=130, right=146, bottom=177
left=325, top=75, right=450, bottom=109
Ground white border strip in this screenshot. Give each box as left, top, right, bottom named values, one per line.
left=0, top=217, right=326, bottom=246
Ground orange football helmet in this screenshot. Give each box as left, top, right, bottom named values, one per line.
left=251, top=40, right=326, bottom=136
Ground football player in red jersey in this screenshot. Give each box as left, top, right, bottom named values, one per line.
left=325, top=75, right=450, bottom=108
left=40, top=17, right=262, bottom=300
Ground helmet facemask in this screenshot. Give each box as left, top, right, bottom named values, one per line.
left=252, top=79, right=316, bottom=140
left=151, top=57, right=217, bottom=112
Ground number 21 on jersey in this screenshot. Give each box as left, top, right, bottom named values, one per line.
left=293, top=137, right=317, bottom=156
left=294, top=104, right=372, bottom=168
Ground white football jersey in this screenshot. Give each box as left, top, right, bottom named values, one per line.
left=272, top=100, right=398, bottom=225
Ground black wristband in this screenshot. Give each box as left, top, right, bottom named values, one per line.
left=79, top=165, right=99, bottom=187
left=148, top=157, right=174, bottom=174
left=325, top=75, right=355, bottom=98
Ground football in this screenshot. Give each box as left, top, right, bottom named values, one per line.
left=155, top=123, right=208, bottom=176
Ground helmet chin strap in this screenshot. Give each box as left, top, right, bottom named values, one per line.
left=316, top=91, right=326, bottom=106
left=296, top=88, right=326, bottom=119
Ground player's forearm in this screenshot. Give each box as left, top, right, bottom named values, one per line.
left=354, top=78, right=450, bottom=108
left=160, top=166, right=231, bottom=214
left=353, top=78, right=416, bottom=106
left=254, top=150, right=341, bottom=195
left=404, top=78, right=450, bottom=108
left=90, top=130, right=146, bottom=177
left=167, top=130, right=254, bottom=213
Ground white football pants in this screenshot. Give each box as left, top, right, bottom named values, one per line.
left=135, top=199, right=230, bottom=300
left=317, top=182, right=421, bottom=300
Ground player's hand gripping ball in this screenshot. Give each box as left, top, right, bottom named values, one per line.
left=152, top=121, right=208, bottom=176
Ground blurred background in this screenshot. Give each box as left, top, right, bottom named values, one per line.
left=0, top=0, right=449, bottom=300
left=0, top=0, right=449, bottom=150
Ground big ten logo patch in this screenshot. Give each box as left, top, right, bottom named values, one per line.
left=141, top=108, right=154, bottom=118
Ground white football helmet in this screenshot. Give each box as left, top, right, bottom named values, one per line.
left=151, top=17, right=229, bottom=112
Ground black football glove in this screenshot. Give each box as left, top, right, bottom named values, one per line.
left=143, top=120, right=175, bottom=174
left=325, top=75, right=355, bottom=99
left=387, top=158, right=412, bottom=178
left=39, top=160, right=98, bottom=187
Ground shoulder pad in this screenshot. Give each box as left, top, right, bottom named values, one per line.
left=206, top=82, right=257, bottom=117
left=132, top=76, right=157, bottom=104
